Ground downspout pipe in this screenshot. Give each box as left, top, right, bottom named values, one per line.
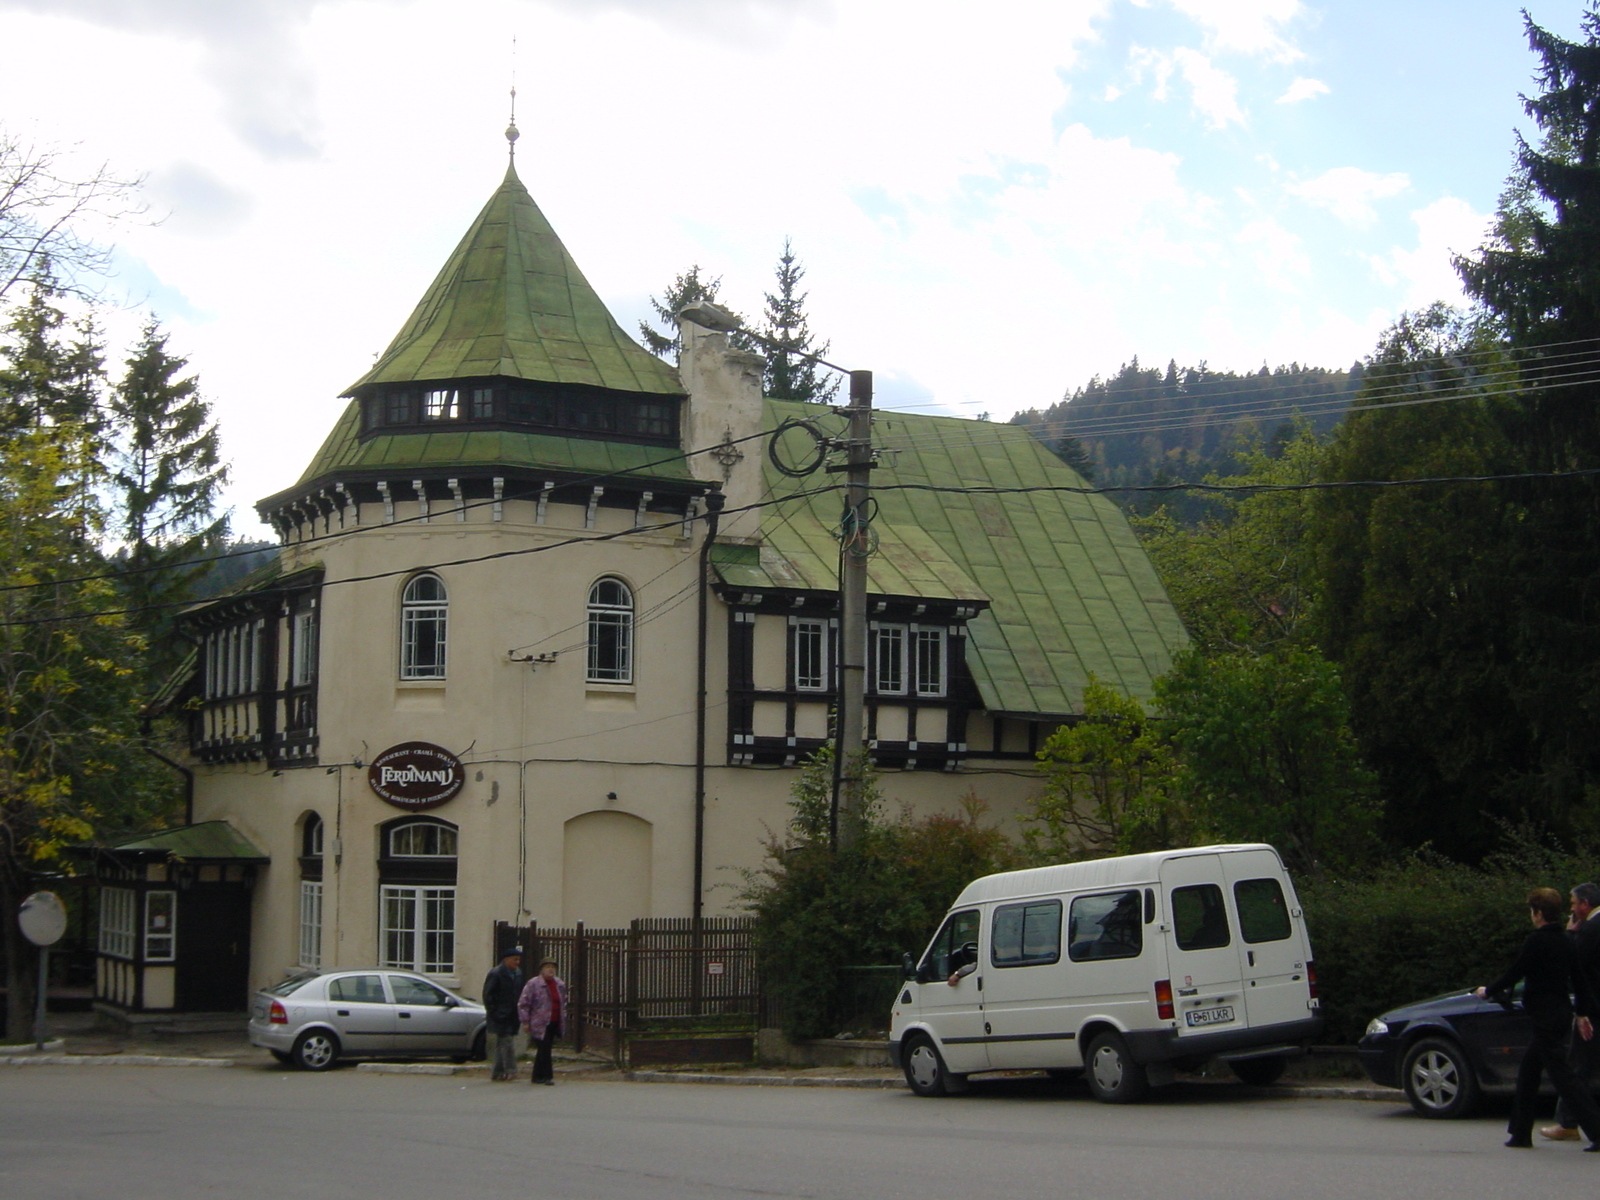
left=693, top=490, right=726, bottom=923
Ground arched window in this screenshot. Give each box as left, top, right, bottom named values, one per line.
left=587, top=577, right=633, bottom=683
left=400, top=574, right=447, bottom=679
left=378, top=818, right=458, bottom=976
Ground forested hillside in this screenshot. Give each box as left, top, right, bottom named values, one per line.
left=1012, top=357, right=1363, bottom=489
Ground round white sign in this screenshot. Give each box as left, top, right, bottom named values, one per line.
left=18, top=891, right=68, bottom=947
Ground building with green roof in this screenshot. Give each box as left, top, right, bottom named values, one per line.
left=102, top=141, right=1185, bottom=1027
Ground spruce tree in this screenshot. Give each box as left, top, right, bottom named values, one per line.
left=639, top=264, right=726, bottom=360
left=760, top=239, right=839, bottom=403
left=0, top=259, right=104, bottom=435
left=1449, top=4, right=1600, bottom=844
left=106, top=318, right=229, bottom=682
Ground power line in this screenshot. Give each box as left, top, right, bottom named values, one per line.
left=0, top=422, right=784, bottom=597
left=872, top=359, right=1600, bottom=452
left=877, top=332, right=1600, bottom=419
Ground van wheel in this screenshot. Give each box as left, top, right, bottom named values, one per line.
left=902, top=1033, right=961, bottom=1097
left=1085, top=1032, right=1149, bottom=1104
left=1231, top=1056, right=1287, bottom=1086
left=1402, top=1037, right=1478, bottom=1119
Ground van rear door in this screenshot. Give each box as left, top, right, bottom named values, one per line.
left=1221, top=850, right=1314, bottom=1030
left=1159, top=854, right=1246, bottom=1039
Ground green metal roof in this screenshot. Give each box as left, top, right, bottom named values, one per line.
left=343, top=162, right=684, bottom=398
left=729, top=400, right=1189, bottom=716
left=288, top=400, right=697, bottom=493
left=108, top=821, right=269, bottom=862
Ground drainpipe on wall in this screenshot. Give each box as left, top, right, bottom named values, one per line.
left=693, top=489, right=726, bottom=924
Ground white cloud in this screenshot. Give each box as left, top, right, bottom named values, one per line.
left=1236, top=217, right=1309, bottom=291
left=1369, top=196, right=1493, bottom=309
left=1173, top=48, right=1244, bottom=129
left=1276, top=76, right=1328, bottom=104
left=1288, top=167, right=1410, bottom=228
left=1159, top=0, right=1305, bottom=62
left=1129, top=45, right=1245, bottom=128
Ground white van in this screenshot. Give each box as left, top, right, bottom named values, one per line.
left=888, top=844, right=1323, bottom=1102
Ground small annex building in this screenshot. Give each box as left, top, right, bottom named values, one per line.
left=90, top=140, right=1187, bottom=1022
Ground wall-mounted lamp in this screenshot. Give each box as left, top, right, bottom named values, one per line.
left=606, top=792, right=618, bottom=801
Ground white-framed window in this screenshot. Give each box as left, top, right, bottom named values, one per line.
left=299, top=880, right=323, bottom=969
left=400, top=574, right=447, bottom=679
left=913, top=627, right=946, bottom=697
left=291, top=607, right=319, bottom=687
left=587, top=577, right=633, bottom=683
left=380, top=885, right=456, bottom=975
left=389, top=822, right=458, bottom=857
left=873, top=624, right=906, bottom=694
left=143, top=890, right=176, bottom=962
left=873, top=623, right=948, bottom=697
left=422, top=388, right=457, bottom=420
left=793, top=618, right=829, bottom=691
left=99, top=887, right=136, bottom=959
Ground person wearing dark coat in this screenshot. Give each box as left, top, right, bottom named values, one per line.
left=481, top=950, right=524, bottom=1081
left=1476, top=888, right=1600, bottom=1151
left=1543, top=882, right=1600, bottom=1140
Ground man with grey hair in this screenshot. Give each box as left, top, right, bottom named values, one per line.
left=1542, top=882, right=1600, bottom=1140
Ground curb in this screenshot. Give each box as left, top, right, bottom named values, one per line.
left=0, top=1039, right=66, bottom=1054
left=625, top=1070, right=906, bottom=1089
left=619, top=1071, right=1401, bottom=1100
left=0, top=1054, right=233, bottom=1068
left=357, top=1062, right=480, bottom=1076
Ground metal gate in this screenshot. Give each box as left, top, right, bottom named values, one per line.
left=492, top=917, right=760, bottom=1061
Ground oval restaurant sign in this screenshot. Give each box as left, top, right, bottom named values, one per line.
left=368, top=742, right=465, bottom=811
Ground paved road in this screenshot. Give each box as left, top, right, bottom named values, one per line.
left=3, top=1066, right=1597, bottom=1200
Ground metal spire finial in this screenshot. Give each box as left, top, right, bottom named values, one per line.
left=505, top=37, right=520, bottom=159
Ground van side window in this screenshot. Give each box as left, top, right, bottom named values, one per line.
left=1234, top=878, right=1292, bottom=943
left=919, top=909, right=981, bottom=980
left=1172, top=884, right=1232, bottom=950
left=1067, top=891, right=1143, bottom=961
left=991, top=900, right=1062, bottom=967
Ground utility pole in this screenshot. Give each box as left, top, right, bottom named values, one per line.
left=832, top=369, right=873, bottom=849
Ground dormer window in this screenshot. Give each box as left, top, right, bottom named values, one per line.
left=422, top=388, right=457, bottom=420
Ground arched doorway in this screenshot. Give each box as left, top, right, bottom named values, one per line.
left=562, top=811, right=652, bottom=926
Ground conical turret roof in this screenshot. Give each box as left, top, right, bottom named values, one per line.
left=343, top=163, right=683, bottom=397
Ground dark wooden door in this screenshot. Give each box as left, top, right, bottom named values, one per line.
left=176, top=886, right=253, bottom=1012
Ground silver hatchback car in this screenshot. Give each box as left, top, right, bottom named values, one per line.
left=248, top=968, right=488, bottom=1070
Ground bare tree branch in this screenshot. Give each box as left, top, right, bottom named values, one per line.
left=0, top=130, right=147, bottom=303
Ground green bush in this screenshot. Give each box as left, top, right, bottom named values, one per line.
left=741, top=750, right=1021, bottom=1040
left=1300, top=840, right=1597, bottom=1043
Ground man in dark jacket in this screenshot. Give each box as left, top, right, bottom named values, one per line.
left=482, top=950, right=524, bottom=1081
left=1476, top=887, right=1600, bottom=1150
left=1543, top=882, right=1600, bottom=1141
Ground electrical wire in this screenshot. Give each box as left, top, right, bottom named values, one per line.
left=0, top=422, right=784, bottom=597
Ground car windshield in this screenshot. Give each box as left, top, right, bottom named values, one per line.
left=262, top=973, right=317, bottom=998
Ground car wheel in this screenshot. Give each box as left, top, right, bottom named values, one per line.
left=1231, top=1056, right=1288, bottom=1086
left=1402, top=1037, right=1478, bottom=1119
left=291, top=1029, right=341, bottom=1072
left=1085, top=1031, right=1150, bottom=1104
left=902, top=1033, right=961, bottom=1097
left=470, top=1029, right=487, bottom=1062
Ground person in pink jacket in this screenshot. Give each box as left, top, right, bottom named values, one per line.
left=517, top=959, right=568, bottom=1085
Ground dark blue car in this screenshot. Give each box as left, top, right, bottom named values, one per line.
left=1358, top=984, right=1600, bottom=1118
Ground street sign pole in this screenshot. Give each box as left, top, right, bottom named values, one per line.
left=18, top=891, right=69, bottom=1050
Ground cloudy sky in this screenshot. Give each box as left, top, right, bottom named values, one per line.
left=0, top=0, right=1575, bottom=534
